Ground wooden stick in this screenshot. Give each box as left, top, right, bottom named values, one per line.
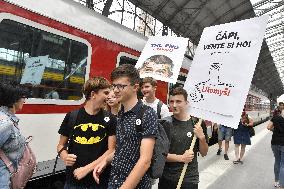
left=176, top=119, right=202, bottom=189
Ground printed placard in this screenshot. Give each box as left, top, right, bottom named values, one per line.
left=20, top=55, right=49, bottom=85
left=184, top=16, right=269, bottom=128
left=135, top=36, right=188, bottom=83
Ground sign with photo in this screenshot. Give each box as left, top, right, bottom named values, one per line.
left=184, top=16, right=269, bottom=129
left=135, top=36, right=188, bottom=83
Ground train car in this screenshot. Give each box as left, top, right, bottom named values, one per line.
left=245, top=89, right=270, bottom=124
left=0, top=0, right=271, bottom=187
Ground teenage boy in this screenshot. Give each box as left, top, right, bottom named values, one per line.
left=140, top=77, right=170, bottom=119
left=158, top=87, right=208, bottom=189
left=93, top=64, right=158, bottom=189
left=57, top=77, right=116, bottom=189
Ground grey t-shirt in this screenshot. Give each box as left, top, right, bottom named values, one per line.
left=162, top=117, right=208, bottom=184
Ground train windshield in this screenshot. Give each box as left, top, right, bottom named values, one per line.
left=0, top=19, right=88, bottom=101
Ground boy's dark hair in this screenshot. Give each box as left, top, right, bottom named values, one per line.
left=0, top=82, right=29, bottom=108
left=279, top=102, right=284, bottom=106
left=140, top=77, right=157, bottom=87
left=82, top=76, right=111, bottom=100
left=170, top=87, right=188, bottom=101
left=111, top=64, right=140, bottom=85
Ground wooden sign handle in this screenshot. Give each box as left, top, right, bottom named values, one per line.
left=176, top=119, right=202, bottom=189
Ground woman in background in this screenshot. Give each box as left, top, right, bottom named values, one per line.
left=267, top=104, right=284, bottom=189
left=233, top=111, right=253, bottom=164
left=0, top=82, right=28, bottom=188
left=106, top=90, right=121, bottom=116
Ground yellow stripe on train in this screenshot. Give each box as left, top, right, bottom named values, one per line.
left=0, top=64, right=84, bottom=84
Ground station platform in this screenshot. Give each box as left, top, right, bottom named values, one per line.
left=153, top=121, right=276, bottom=189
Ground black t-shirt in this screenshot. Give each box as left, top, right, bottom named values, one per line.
left=162, top=117, right=208, bottom=184
left=58, top=107, right=116, bottom=187
left=271, top=115, right=284, bottom=146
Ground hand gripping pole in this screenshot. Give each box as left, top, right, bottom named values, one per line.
left=176, top=119, right=202, bottom=189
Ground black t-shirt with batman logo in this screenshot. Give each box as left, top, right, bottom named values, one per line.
left=59, top=107, right=116, bottom=187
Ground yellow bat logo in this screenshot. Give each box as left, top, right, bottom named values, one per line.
left=73, top=123, right=106, bottom=144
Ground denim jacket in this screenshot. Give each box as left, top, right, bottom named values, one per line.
left=0, top=106, right=26, bottom=185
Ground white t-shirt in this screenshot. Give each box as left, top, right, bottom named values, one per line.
left=142, top=98, right=171, bottom=119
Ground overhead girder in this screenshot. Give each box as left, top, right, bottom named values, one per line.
left=256, top=1, right=284, bottom=16
left=266, top=31, right=283, bottom=40
left=102, top=0, right=114, bottom=16
left=176, top=0, right=211, bottom=33
left=165, top=0, right=191, bottom=24
left=265, top=22, right=284, bottom=32
left=252, top=0, right=273, bottom=9
left=152, top=0, right=171, bottom=15
left=212, top=0, right=253, bottom=26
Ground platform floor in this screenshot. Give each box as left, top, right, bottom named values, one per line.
left=153, top=121, right=276, bottom=189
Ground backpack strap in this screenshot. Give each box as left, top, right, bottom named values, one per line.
left=53, top=109, right=79, bottom=175
left=160, top=116, right=173, bottom=142
left=135, top=105, right=147, bottom=133
left=157, top=100, right=163, bottom=119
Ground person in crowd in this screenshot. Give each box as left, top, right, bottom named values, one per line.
left=140, top=77, right=170, bottom=119
left=93, top=64, right=158, bottom=189
left=267, top=103, right=284, bottom=189
left=56, top=77, right=116, bottom=189
left=158, top=87, right=208, bottom=189
left=0, top=82, right=28, bottom=188
left=216, top=124, right=233, bottom=160
left=139, top=55, right=173, bottom=78
left=272, top=102, right=284, bottom=118
left=233, top=111, right=253, bottom=164
left=106, top=90, right=121, bottom=116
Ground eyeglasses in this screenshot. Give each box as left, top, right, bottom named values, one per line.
left=111, top=84, right=129, bottom=91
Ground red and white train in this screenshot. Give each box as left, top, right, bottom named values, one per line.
left=0, top=0, right=271, bottom=186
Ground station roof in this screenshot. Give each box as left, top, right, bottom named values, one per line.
left=128, top=0, right=284, bottom=98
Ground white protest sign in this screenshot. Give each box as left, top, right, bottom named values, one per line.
left=184, top=16, right=269, bottom=129
left=20, top=55, right=49, bottom=85
left=135, top=36, right=188, bottom=83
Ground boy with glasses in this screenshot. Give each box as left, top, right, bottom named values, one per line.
left=93, top=64, right=158, bottom=189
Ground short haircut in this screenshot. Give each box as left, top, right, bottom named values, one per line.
left=140, top=77, right=157, bottom=87
left=170, top=87, right=188, bottom=101
left=0, top=82, right=29, bottom=108
left=111, top=64, right=140, bottom=85
left=279, top=102, right=284, bottom=106
left=82, top=76, right=110, bottom=100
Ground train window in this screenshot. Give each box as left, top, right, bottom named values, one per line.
left=117, top=52, right=138, bottom=66
left=0, top=19, right=88, bottom=101
left=119, top=56, right=137, bottom=65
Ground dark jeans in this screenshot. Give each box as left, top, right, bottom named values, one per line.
left=158, top=177, right=198, bottom=189
left=64, top=182, right=107, bottom=189
left=271, top=145, right=284, bottom=187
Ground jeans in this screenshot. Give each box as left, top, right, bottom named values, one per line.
left=158, top=177, right=198, bottom=189
left=64, top=182, right=107, bottom=189
left=0, top=161, right=11, bottom=189
left=271, top=145, right=284, bottom=187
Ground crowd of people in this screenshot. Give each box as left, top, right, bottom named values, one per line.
left=0, top=64, right=283, bottom=189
